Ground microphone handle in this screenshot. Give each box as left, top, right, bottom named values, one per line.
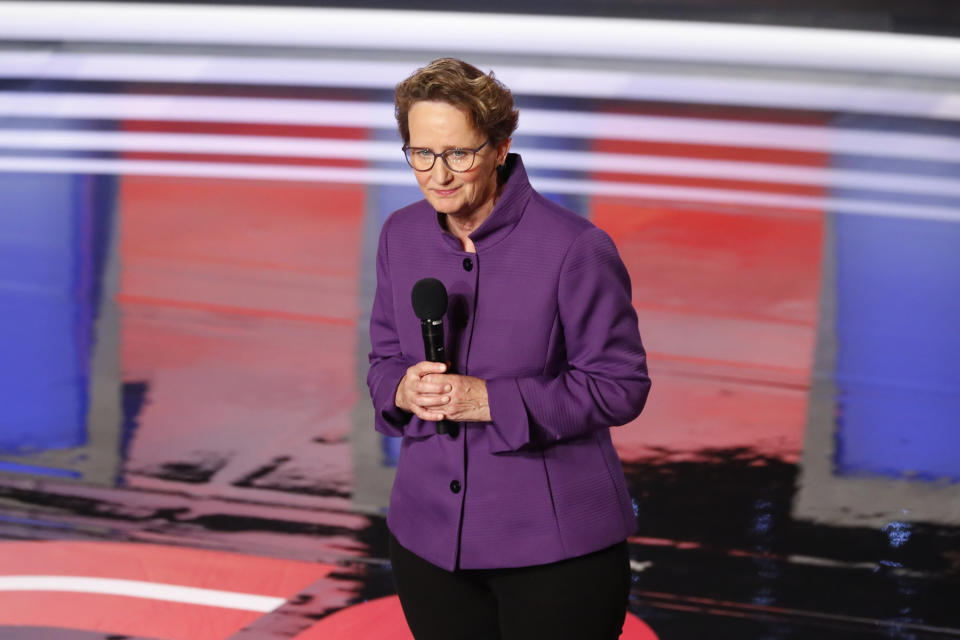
left=420, top=319, right=457, bottom=436
left=421, top=319, right=445, bottom=362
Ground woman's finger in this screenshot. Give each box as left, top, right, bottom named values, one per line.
left=417, top=380, right=452, bottom=394
left=413, top=361, right=447, bottom=377
left=416, top=394, right=449, bottom=407
left=412, top=407, right=445, bottom=421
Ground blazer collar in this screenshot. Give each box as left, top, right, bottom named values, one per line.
left=437, top=153, right=532, bottom=252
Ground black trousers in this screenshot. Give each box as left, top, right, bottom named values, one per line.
left=389, top=532, right=631, bottom=640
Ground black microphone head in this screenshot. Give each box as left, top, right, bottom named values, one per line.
left=411, top=277, right=448, bottom=320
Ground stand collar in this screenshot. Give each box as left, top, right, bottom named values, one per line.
left=436, top=153, right=532, bottom=252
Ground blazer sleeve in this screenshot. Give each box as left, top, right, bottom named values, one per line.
left=366, top=221, right=439, bottom=439
left=485, top=226, right=651, bottom=453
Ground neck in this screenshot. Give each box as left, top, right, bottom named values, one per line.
left=446, top=206, right=489, bottom=247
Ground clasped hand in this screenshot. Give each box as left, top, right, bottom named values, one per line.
left=395, top=361, right=491, bottom=423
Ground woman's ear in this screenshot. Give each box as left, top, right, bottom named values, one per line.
left=497, top=138, right=512, bottom=166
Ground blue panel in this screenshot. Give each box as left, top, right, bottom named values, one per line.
left=833, top=213, right=960, bottom=480
left=0, top=171, right=113, bottom=454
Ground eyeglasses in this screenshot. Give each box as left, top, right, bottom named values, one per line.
left=402, top=140, right=489, bottom=173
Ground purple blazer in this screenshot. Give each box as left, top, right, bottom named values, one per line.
left=367, top=154, right=650, bottom=570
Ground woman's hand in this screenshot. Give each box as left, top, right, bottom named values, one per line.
left=395, top=361, right=491, bottom=423
left=395, top=361, right=450, bottom=422
left=422, top=372, right=491, bottom=422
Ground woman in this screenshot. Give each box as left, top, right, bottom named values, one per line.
left=367, top=58, right=651, bottom=640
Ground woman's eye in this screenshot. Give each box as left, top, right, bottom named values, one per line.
left=415, top=149, right=433, bottom=158
left=449, top=150, right=468, bottom=159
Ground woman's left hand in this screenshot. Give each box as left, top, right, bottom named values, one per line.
left=421, top=373, right=491, bottom=422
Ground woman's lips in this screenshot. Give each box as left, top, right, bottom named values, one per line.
left=433, top=186, right=461, bottom=197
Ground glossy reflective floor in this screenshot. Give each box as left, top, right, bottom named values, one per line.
left=2, top=9, right=960, bottom=639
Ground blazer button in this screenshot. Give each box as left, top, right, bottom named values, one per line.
left=450, top=480, right=461, bottom=493
left=462, top=257, right=473, bottom=271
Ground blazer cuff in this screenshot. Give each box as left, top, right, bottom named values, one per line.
left=373, top=362, right=442, bottom=440
left=373, top=362, right=411, bottom=436
left=487, top=377, right=531, bottom=453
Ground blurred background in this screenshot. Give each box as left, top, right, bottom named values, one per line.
left=0, top=1, right=958, bottom=638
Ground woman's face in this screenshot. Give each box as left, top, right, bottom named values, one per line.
left=407, top=100, right=510, bottom=221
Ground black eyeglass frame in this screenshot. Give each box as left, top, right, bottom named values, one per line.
left=401, top=140, right=490, bottom=173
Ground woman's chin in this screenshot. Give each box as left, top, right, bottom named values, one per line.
left=430, top=200, right=466, bottom=216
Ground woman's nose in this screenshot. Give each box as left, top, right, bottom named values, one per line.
left=431, top=158, right=453, bottom=183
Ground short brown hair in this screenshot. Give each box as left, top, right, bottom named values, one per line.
left=395, top=58, right=519, bottom=147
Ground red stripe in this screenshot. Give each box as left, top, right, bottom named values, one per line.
left=594, top=138, right=829, bottom=168
left=0, top=541, right=337, bottom=639
left=121, top=152, right=368, bottom=167
left=0, top=541, right=333, bottom=595
left=121, top=118, right=369, bottom=140
left=118, top=293, right=357, bottom=326
left=0, top=592, right=259, bottom=639
left=593, top=119, right=825, bottom=462
left=589, top=171, right=826, bottom=197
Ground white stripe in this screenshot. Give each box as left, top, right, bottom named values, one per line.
left=3, top=93, right=960, bottom=163
left=934, top=94, right=960, bottom=120
left=0, top=3, right=959, bottom=78
left=0, top=129, right=402, bottom=160
left=522, top=150, right=960, bottom=199
left=0, top=155, right=412, bottom=186
left=531, top=177, right=960, bottom=222
left=2, top=129, right=957, bottom=199
left=0, top=575, right=287, bottom=612
left=0, top=156, right=956, bottom=223
left=0, top=92, right=393, bottom=127
left=1, top=51, right=956, bottom=121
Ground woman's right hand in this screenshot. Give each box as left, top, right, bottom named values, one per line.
left=395, top=361, right=451, bottom=422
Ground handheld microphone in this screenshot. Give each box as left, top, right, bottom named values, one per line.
left=411, top=278, right=454, bottom=436
left=412, top=277, right=447, bottom=363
